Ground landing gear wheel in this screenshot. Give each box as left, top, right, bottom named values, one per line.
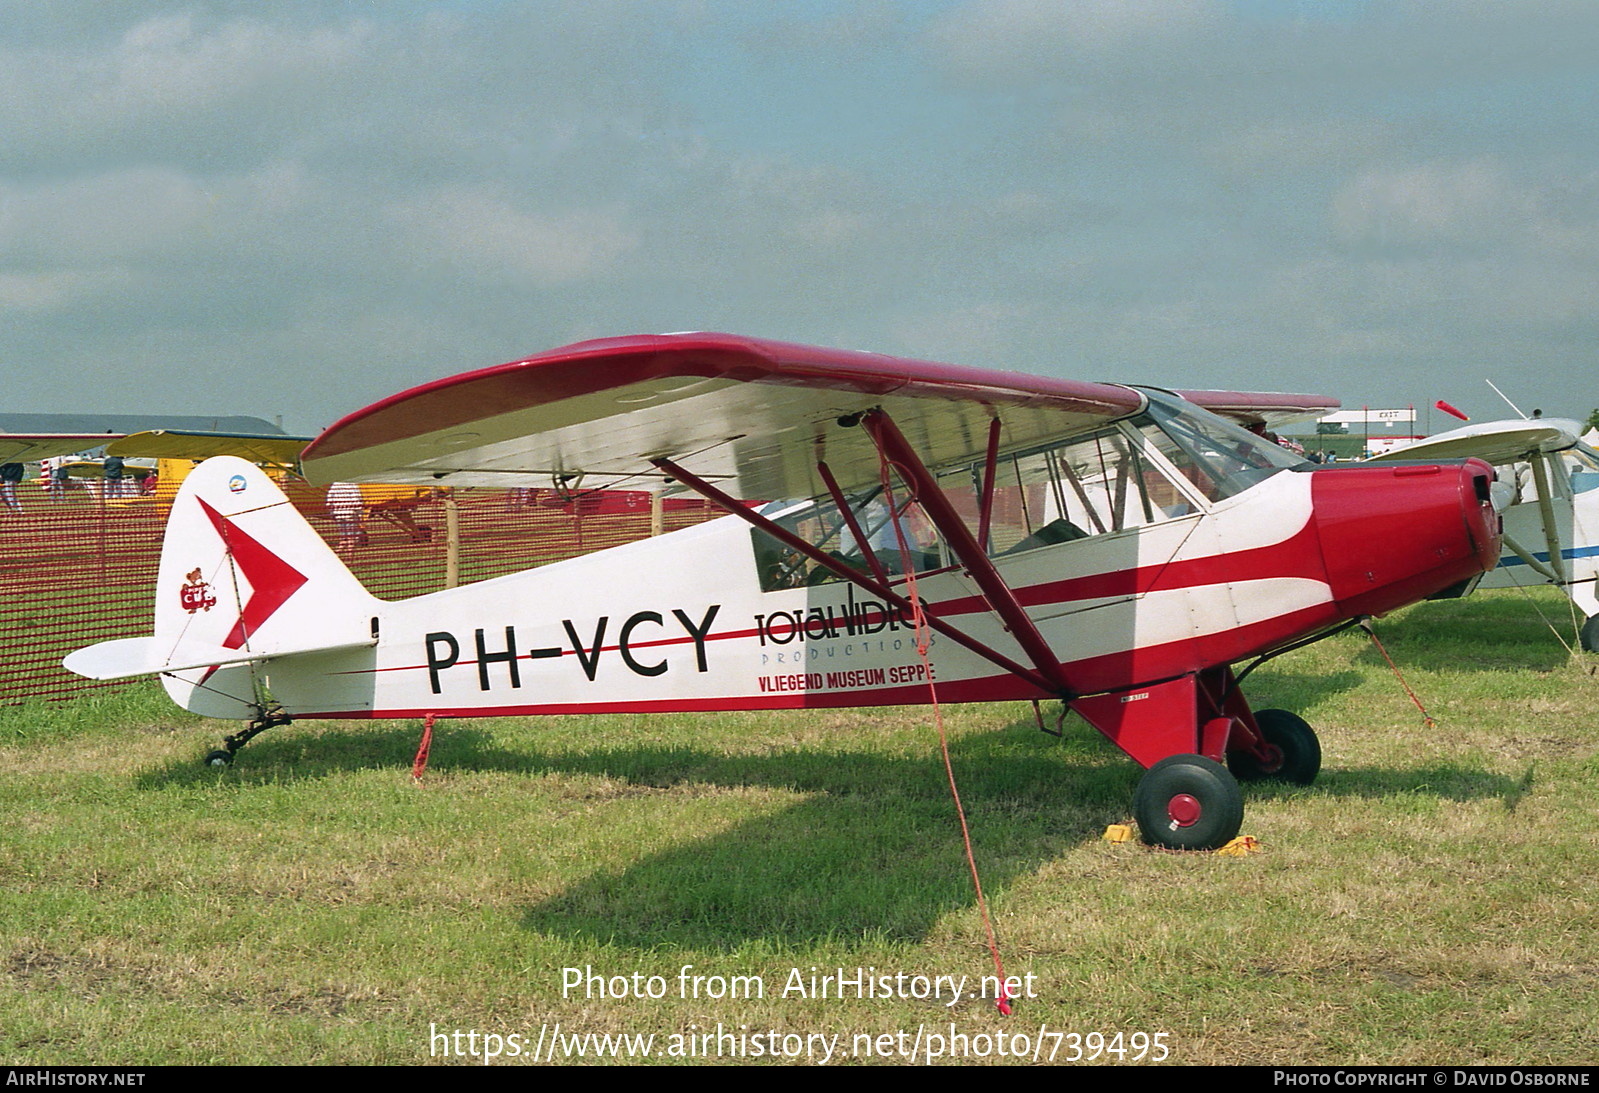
left=1229, top=709, right=1321, bottom=786
left=1581, top=614, right=1599, bottom=654
left=204, top=749, right=234, bottom=768
left=1134, top=755, right=1244, bottom=851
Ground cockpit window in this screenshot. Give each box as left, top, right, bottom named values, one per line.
left=751, top=490, right=942, bottom=592
left=750, top=393, right=1308, bottom=586
left=931, top=425, right=1201, bottom=560
left=1567, top=444, right=1599, bottom=496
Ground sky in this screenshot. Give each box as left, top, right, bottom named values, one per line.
left=4, top=0, right=1598, bottom=437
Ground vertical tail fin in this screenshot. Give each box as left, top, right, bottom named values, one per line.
left=154, top=456, right=375, bottom=657
left=66, top=457, right=378, bottom=718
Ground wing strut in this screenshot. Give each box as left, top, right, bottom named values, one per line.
left=860, top=409, right=1073, bottom=698
left=816, top=459, right=891, bottom=587
left=649, top=456, right=1062, bottom=695
left=1529, top=452, right=1570, bottom=584
left=976, top=417, right=1002, bottom=552
left=1501, top=531, right=1562, bottom=581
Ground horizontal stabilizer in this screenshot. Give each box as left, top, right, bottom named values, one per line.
left=64, top=635, right=377, bottom=682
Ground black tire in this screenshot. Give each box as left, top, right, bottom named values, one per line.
left=204, top=749, right=234, bottom=768
left=1134, top=755, right=1244, bottom=851
left=1581, top=614, right=1599, bottom=654
left=1229, top=709, right=1322, bottom=786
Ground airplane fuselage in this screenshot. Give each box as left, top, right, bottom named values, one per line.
left=174, top=458, right=1497, bottom=725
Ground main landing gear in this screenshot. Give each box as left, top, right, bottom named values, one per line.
left=201, top=705, right=292, bottom=768
left=1073, top=669, right=1324, bottom=851
left=1129, top=709, right=1324, bottom=851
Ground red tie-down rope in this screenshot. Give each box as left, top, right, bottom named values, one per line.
left=873, top=445, right=1014, bottom=1017
left=1359, top=620, right=1436, bottom=729
left=413, top=712, right=438, bottom=782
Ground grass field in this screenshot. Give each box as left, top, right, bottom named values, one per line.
left=1, top=590, right=1595, bottom=1066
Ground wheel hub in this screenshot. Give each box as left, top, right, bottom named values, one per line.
left=1257, top=744, right=1284, bottom=774
left=1166, top=793, right=1202, bottom=828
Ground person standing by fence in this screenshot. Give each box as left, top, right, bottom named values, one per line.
left=327, top=482, right=365, bottom=554
left=47, top=458, right=72, bottom=501
left=1, top=462, right=22, bottom=514
left=103, top=455, right=125, bottom=499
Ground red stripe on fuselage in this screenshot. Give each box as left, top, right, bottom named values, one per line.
left=338, top=517, right=1325, bottom=683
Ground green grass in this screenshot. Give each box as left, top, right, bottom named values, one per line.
left=1, top=591, right=1596, bottom=1065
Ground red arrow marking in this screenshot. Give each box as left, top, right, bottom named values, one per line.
left=197, top=498, right=309, bottom=650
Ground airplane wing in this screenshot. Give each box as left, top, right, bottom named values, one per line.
left=104, top=429, right=311, bottom=466
left=1177, top=390, right=1341, bottom=432
left=0, top=434, right=120, bottom=464
left=300, top=333, right=1152, bottom=499
left=1368, top=419, right=1585, bottom=465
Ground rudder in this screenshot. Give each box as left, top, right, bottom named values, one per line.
left=150, top=457, right=375, bottom=717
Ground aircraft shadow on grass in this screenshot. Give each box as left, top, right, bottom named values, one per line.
left=135, top=706, right=1520, bottom=948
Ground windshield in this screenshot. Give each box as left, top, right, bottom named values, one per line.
left=1136, top=391, right=1308, bottom=501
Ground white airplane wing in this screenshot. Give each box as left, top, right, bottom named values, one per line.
left=300, top=332, right=1335, bottom=498
left=1369, top=419, right=1586, bottom=465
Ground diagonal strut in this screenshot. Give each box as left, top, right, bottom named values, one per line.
left=650, top=455, right=1060, bottom=694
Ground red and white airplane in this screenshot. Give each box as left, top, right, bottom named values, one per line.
left=65, top=334, right=1502, bottom=849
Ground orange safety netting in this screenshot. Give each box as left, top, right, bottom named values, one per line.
left=0, top=479, right=720, bottom=704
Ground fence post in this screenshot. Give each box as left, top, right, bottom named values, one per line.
left=444, top=491, right=460, bottom=588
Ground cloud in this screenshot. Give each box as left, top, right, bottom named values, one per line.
left=1330, top=161, right=1538, bottom=251
left=3, top=3, right=1599, bottom=430
left=0, top=10, right=375, bottom=170
left=1, top=167, right=220, bottom=264
left=1329, top=159, right=1599, bottom=276
left=0, top=268, right=131, bottom=311
left=387, top=186, right=639, bottom=286
left=927, top=0, right=1224, bottom=79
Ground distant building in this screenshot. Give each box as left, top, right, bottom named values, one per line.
left=0, top=413, right=285, bottom=436
left=1309, top=408, right=1419, bottom=460
left=1318, top=408, right=1417, bottom=428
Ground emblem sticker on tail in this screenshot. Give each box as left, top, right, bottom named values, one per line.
left=179, top=568, right=217, bottom=614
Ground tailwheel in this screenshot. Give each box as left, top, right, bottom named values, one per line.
left=1229, top=709, right=1321, bottom=786
left=199, top=706, right=293, bottom=768
left=1134, top=755, right=1244, bottom=851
